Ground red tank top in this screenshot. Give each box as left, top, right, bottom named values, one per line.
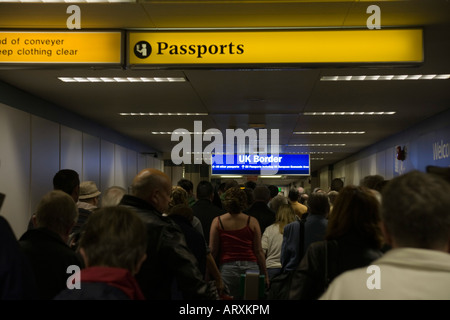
left=218, top=215, right=257, bottom=264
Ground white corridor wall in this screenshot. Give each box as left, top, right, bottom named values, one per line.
left=0, top=102, right=163, bottom=238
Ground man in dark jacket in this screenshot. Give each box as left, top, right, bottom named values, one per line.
left=244, top=184, right=276, bottom=234
left=119, top=168, right=216, bottom=300
left=192, top=180, right=226, bottom=245
left=19, top=190, right=83, bottom=300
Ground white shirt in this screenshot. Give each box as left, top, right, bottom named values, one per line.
left=261, top=224, right=283, bottom=269
left=320, top=247, right=450, bottom=300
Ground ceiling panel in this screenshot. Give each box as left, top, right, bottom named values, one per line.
left=0, top=0, right=449, bottom=183
left=143, top=2, right=351, bottom=29
left=0, top=4, right=155, bottom=29
left=185, top=69, right=319, bottom=114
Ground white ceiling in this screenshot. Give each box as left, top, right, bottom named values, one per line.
left=0, top=1, right=449, bottom=185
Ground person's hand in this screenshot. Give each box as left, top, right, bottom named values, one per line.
left=215, top=278, right=225, bottom=296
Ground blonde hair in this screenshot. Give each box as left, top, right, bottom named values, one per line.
left=275, top=204, right=297, bottom=234
left=169, top=186, right=188, bottom=208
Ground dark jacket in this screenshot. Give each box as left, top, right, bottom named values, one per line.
left=19, top=227, right=83, bottom=300
left=170, top=215, right=207, bottom=277
left=191, top=198, right=226, bottom=244
left=303, top=214, right=328, bottom=255
left=244, top=201, right=276, bottom=234
left=288, top=233, right=383, bottom=300
left=119, top=195, right=215, bottom=300
left=0, top=216, right=37, bottom=299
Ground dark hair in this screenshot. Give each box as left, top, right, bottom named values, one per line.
left=326, top=185, right=383, bottom=249
left=223, top=187, right=247, bottom=214
left=253, top=185, right=271, bottom=203
left=307, top=193, right=330, bottom=216
left=381, top=170, right=450, bottom=249
left=53, top=169, right=79, bottom=195
left=177, top=178, right=194, bottom=193
left=196, top=180, right=214, bottom=200
left=288, top=188, right=300, bottom=201
left=360, top=175, right=385, bottom=192
left=224, top=180, right=239, bottom=191
left=244, top=187, right=254, bottom=208
left=426, top=165, right=450, bottom=184
left=330, top=178, right=344, bottom=192
left=244, top=181, right=257, bottom=190
left=218, top=182, right=227, bottom=193
left=268, top=185, right=279, bottom=198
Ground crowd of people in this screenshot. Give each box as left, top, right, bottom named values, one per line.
left=1, top=167, right=449, bottom=300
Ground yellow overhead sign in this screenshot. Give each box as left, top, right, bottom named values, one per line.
left=0, top=31, right=122, bottom=64
left=128, top=29, right=423, bottom=65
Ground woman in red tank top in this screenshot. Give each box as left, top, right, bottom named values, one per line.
left=210, top=186, right=269, bottom=299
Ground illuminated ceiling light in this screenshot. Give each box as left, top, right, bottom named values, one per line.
left=434, top=74, right=450, bottom=79
left=365, top=75, right=380, bottom=81
left=260, top=175, right=283, bottom=178
left=58, top=77, right=186, bottom=83
left=407, top=74, right=422, bottom=80
left=320, top=74, right=450, bottom=81
left=100, top=77, right=115, bottom=82
left=86, top=77, right=102, bottom=82
left=420, top=74, right=437, bottom=80
left=220, top=176, right=243, bottom=178
left=57, top=77, right=76, bottom=82
left=120, top=112, right=207, bottom=116
left=302, top=111, right=396, bottom=116
left=73, top=77, right=89, bottom=82
left=293, top=131, right=365, bottom=135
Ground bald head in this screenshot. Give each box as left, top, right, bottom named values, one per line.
left=131, top=168, right=172, bottom=213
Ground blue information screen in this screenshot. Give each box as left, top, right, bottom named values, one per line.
left=211, top=154, right=310, bottom=176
